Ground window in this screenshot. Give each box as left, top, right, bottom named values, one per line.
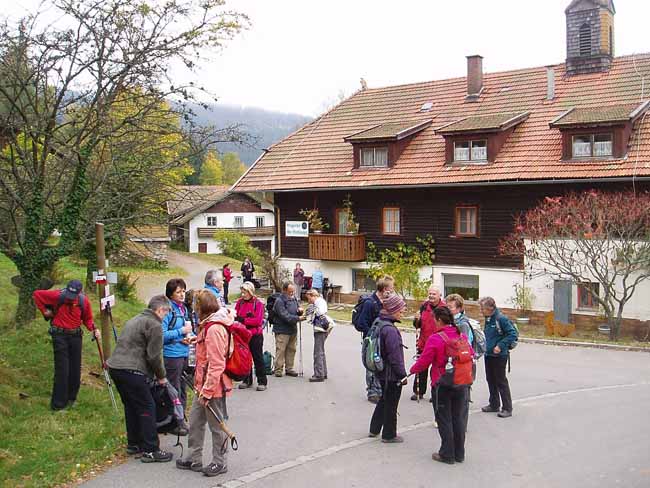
left=577, top=282, right=599, bottom=310
left=360, top=147, right=389, bottom=167
left=443, top=274, right=479, bottom=302
left=256, top=216, right=264, bottom=227
left=234, top=216, right=244, bottom=228
left=455, top=206, right=478, bottom=237
left=382, top=207, right=400, bottom=235
left=353, top=269, right=375, bottom=292
left=454, top=140, right=487, bottom=162
left=207, top=216, right=217, bottom=226
left=579, top=23, right=592, bottom=56
left=572, top=134, right=613, bottom=158
left=336, top=209, right=349, bottom=235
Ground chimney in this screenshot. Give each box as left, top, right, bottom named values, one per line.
left=466, top=55, right=483, bottom=100
left=546, top=66, right=555, bottom=101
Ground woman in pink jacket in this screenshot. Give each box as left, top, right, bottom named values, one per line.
left=235, top=281, right=267, bottom=391
left=410, top=306, right=474, bottom=466
left=176, top=290, right=234, bottom=477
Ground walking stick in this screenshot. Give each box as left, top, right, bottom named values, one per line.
left=105, top=302, right=118, bottom=342
left=92, top=335, right=118, bottom=411
left=298, top=319, right=304, bottom=377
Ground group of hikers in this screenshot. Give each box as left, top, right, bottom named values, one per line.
left=33, top=261, right=518, bottom=476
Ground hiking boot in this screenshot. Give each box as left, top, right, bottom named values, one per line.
left=176, top=459, right=203, bottom=472
left=203, top=463, right=228, bottom=477
left=497, top=409, right=513, bottom=418
left=410, top=394, right=423, bottom=401
left=256, top=384, right=267, bottom=391
left=481, top=405, right=500, bottom=413
left=368, top=432, right=379, bottom=438
left=381, top=435, right=404, bottom=444
left=238, top=382, right=251, bottom=389
left=309, top=376, right=325, bottom=382
left=432, top=453, right=455, bottom=465
left=141, top=449, right=173, bottom=463
left=367, top=395, right=380, bottom=404
left=274, top=372, right=283, bottom=377
left=285, top=370, right=299, bottom=377
left=126, top=445, right=141, bottom=455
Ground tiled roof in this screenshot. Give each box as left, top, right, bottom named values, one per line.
left=166, top=185, right=230, bottom=217
left=436, top=112, right=529, bottom=134
left=344, top=119, right=433, bottom=142
left=232, top=54, right=650, bottom=192
left=549, top=102, right=648, bottom=127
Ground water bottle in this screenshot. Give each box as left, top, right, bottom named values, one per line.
left=188, top=341, right=197, bottom=367
left=445, top=357, right=454, bottom=374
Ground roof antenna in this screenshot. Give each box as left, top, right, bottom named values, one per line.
left=360, top=77, right=368, bottom=91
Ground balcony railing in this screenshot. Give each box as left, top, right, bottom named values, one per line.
left=197, top=226, right=275, bottom=238
left=309, top=233, right=366, bottom=262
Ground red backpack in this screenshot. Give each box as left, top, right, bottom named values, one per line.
left=223, top=322, right=253, bottom=382
left=436, top=331, right=474, bottom=388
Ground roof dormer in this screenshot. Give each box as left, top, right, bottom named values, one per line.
left=549, top=101, right=649, bottom=160
left=435, top=112, right=529, bottom=164
left=344, top=119, right=432, bottom=169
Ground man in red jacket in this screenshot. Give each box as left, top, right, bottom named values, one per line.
left=33, top=280, right=100, bottom=410
left=411, top=285, right=446, bottom=401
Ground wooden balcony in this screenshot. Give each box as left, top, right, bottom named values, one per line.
left=308, top=233, right=366, bottom=262
left=197, top=226, right=275, bottom=238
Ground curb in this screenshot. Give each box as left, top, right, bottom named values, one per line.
left=333, top=320, right=650, bottom=353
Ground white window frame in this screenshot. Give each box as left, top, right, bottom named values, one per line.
left=453, top=140, right=488, bottom=163
left=234, top=216, right=244, bottom=228
left=360, top=147, right=389, bottom=168
left=382, top=207, right=401, bottom=235
left=455, top=206, right=478, bottom=237
left=572, top=134, right=613, bottom=159
left=207, top=216, right=217, bottom=226
left=256, top=216, right=265, bottom=228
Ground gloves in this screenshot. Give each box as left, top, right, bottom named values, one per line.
left=246, top=312, right=254, bottom=318
left=235, top=316, right=245, bottom=323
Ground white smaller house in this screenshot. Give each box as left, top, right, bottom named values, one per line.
left=168, top=186, right=276, bottom=255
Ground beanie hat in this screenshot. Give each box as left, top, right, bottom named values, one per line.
left=382, top=293, right=406, bottom=316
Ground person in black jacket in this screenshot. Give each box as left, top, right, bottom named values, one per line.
left=272, top=281, right=303, bottom=377
left=241, top=257, right=255, bottom=282
left=369, top=293, right=408, bottom=443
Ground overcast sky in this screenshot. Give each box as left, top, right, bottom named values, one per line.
left=8, top=0, right=650, bottom=116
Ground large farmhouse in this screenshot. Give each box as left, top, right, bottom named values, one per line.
left=232, top=0, right=650, bottom=328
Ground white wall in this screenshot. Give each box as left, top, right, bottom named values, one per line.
left=188, top=210, right=275, bottom=254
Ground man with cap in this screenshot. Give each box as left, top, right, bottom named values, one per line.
left=33, top=279, right=101, bottom=410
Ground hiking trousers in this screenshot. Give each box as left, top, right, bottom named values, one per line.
left=50, top=330, right=82, bottom=409
left=244, top=333, right=267, bottom=386
left=109, top=368, right=159, bottom=453
left=164, top=356, right=188, bottom=410
left=185, top=397, right=228, bottom=467
left=274, top=333, right=297, bottom=375
left=369, top=381, right=402, bottom=440
left=434, top=385, right=469, bottom=462
left=485, top=355, right=512, bottom=412
left=312, top=331, right=328, bottom=378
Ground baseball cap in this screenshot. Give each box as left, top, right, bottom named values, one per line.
left=63, top=279, right=83, bottom=300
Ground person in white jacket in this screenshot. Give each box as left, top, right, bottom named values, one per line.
left=303, top=289, right=334, bottom=382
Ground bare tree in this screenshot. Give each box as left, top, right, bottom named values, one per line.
left=0, top=0, right=249, bottom=324
left=500, top=190, right=650, bottom=340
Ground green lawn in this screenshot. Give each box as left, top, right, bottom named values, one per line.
left=0, top=254, right=148, bottom=488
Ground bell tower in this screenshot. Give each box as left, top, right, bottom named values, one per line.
left=565, top=0, right=615, bottom=76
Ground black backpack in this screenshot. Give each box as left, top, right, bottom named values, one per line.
left=266, top=293, right=282, bottom=325
left=150, top=382, right=183, bottom=434
left=351, top=294, right=379, bottom=332
left=49, top=291, right=87, bottom=322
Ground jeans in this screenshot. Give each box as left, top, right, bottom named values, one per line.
left=244, top=333, right=267, bottom=386
left=274, top=333, right=297, bottom=375
left=369, top=381, right=402, bottom=440
left=485, top=355, right=513, bottom=411
left=164, top=356, right=188, bottom=411
left=434, top=385, right=469, bottom=461
left=185, top=397, right=229, bottom=467
left=50, top=331, right=82, bottom=409
left=109, top=368, right=159, bottom=453
left=313, top=331, right=328, bottom=378
left=223, top=281, right=229, bottom=304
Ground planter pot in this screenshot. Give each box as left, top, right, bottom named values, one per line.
left=598, top=324, right=611, bottom=335
left=312, top=230, right=323, bottom=234
left=515, top=317, right=530, bottom=326
left=346, top=231, right=357, bottom=235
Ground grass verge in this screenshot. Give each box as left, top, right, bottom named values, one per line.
left=0, top=253, right=147, bottom=488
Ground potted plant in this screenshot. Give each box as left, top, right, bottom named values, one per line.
left=510, top=283, right=535, bottom=326
left=342, top=194, right=359, bottom=234
left=299, top=208, right=329, bottom=233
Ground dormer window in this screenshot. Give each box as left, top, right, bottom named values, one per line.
left=454, top=140, right=487, bottom=162
left=361, top=147, right=388, bottom=167
left=572, top=134, right=612, bottom=159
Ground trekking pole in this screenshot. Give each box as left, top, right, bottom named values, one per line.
left=298, top=319, right=304, bottom=377
left=92, top=335, right=118, bottom=411
left=105, top=302, right=118, bottom=342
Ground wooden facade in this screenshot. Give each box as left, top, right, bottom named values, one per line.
left=276, top=181, right=649, bottom=268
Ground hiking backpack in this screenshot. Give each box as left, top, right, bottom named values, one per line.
left=263, top=350, right=274, bottom=375
left=224, top=322, right=253, bottom=382
left=467, top=317, right=487, bottom=358
left=436, top=331, right=474, bottom=388
left=351, top=294, right=379, bottom=333
left=52, top=291, right=87, bottom=321
left=150, top=382, right=184, bottom=434
left=361, top=319, right=388, bottom=372
left=495, top=317, right=519, bottom=350
left=265, top=293, right=281, bottom=326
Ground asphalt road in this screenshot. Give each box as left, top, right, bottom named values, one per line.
left=83, top=320, right=650, bottom=488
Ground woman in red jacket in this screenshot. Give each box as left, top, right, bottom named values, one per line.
left=410, top=306, right=474, bottom=465
left=235, top=282, right=267, bottom=391
left=222, top=264, right=232, bottom=304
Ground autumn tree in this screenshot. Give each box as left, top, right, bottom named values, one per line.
left=222, top=151, right=246, bottom=184
left=200, top=151, right=224, bottom=185
left=0, top=0, right=248, bottom=324
left=500, top=190, right=650, bottom=340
